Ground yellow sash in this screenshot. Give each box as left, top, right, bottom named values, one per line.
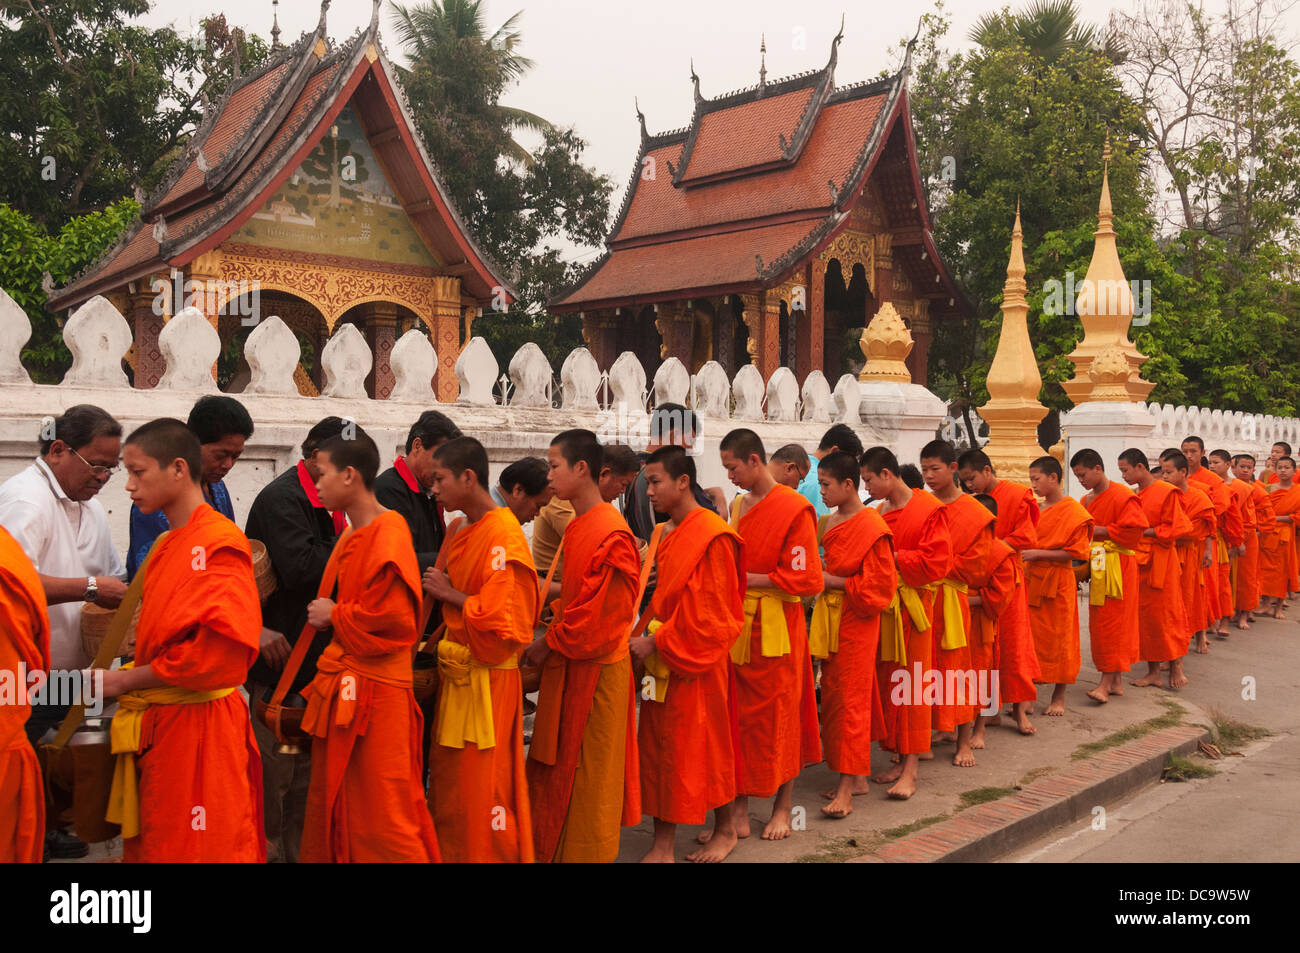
left=937, top=578, right=969, bottom=650
left=730, top=587, right=800, bottom=665
left=808, top=590, right=844, bottom=659
left=106, top=670, right=236, bottom=840
left=434, top=639, right=518, bottom=750
left=641, top=620, right=670, bottom=702
left=879, top=580, right=931, bottom=665
left=1216, top=534, right=1230, bottom=565
left=1089, top=541, right=1134, bottom=607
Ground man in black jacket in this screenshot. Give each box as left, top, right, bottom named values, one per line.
left=374, top=410, right=462, bottom=583
left=244, top=416, right=348, bottom=863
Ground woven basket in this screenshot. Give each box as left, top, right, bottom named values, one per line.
left=80, top=602, right=139, bottom=661
left=249, top=539, right=278, bottom=602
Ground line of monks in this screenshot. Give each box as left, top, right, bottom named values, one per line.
left=2, top=413, right=1296, bottom=864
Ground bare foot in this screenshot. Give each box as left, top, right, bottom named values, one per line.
left=1270, top=603, right=1286, bottom=620
left=873, top=763, right=904, bottom=784
left=1195, top=632, right=1211, bottom=654
left=1044, top=698, right=1066, bottom=716
left=686, top=828, right=738, bottom=863
left=821, top=796, right=853, bottom=819
left=985, top=714, right=1003, bottom=728
left=1234, top=614, right=1250, bottom=630
left=640, top=846, right=675, bottom=863
left=971, top=725, right=987, bottom=749
left=918, top=750, right=935, bottom=761
left=953, top=743, right=976, bottom=767
left=1168, top=661, right=1189, bottom=690
left=1109, top=683, right=1125, bottom=697
left=1014, top=705, right=1037, bottom=735
left=696, top=810, right=750, bottom=843
left=761, top=811, right=792, bottom=840
left=1086, top=687, right=1109, bottom=704
left=886, top=775, right=917, bottom=800
left=1132, top=672, right=1163, bottom=688
left=934, top=731, right=957, bottom=745
left=820, top=778, right=871, bottom=800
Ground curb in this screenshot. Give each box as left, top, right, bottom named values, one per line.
left=870, top=723, right=1211, bottom=863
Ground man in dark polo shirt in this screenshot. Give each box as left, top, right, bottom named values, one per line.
left=374, top=410, right=463, bottom=582
left=244, top=416, right=348, bottom=863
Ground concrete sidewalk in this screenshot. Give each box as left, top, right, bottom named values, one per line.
left=614, top=595, right=1286, bottom=863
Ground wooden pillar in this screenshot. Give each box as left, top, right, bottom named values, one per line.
left=806, top=259, right=826, bottom=383
left=873, top=234, right=894, bottom=306
left=429, top=276, right=461, bottom=401
left=364, top=300, right=399, bottom=399
left=909, top=298, right=933, bottom=387
left=713, top=296, right=734, bottom=379
left=580, top=309, right=619, bottom=371
left=654, top=301, right=692, bottom=367
left=131, top=279, right=167, bottom=389
left=740, top=292, right=779, bottom=382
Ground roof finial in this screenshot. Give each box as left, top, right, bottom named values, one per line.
left=826, top=14, right=845, bottom=73
left=759, top=33, right=767, bottom=93
left=635, top=97, right=647, bottom=141
left=317, top=0, right=331, bottom=36
left=690, top=58, right=701, bottom=104
left=369, top=0, right=382, bottom=33
left=1098, top=132, right=1113, bottom=227
left=903, top=15, right=923, bottom=76
left=271, top=0, right=282, bottom=51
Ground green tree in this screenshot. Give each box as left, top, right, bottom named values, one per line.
left=391, top=0, right=613, bottom=369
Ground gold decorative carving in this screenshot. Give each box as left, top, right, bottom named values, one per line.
left=873, top=232, right=894, bottom=269
left=739, top=293, right=761, bottom=361
left=313, top=37, right=327, bottom=58
left=818, top=229, right=874, bottom=295
left=858, top=301, right=913, bottom=382
left=365, top=43, right=379, bottom=63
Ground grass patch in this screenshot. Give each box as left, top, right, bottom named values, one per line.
left=1071, top=699, right=1185, bottom=761
left=1162, top=753, right=1217, bottom=782
left=958, top=786, right=1016, bottom=810
left=1016, top=765, right=1057, bottom=788
left=1208, top=706, right=1271, bottom=752
left=795, top=834, right=884, bottom=863
left=882, top=813, right=949, bottom=839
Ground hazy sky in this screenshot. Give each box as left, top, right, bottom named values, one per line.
left=141, top=0, right=1298, bottom=258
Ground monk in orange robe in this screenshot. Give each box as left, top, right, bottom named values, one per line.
left=100, top=418, right=264, bottom=862
left=1262, top=442, right=1290, bottom=485
left=1257, top=457, right=1289, bottom=616
left=864, top=446, right=951, bottom=800
left=921, top=440, right=991, bottom=766
left=811, top=451, right=894, bottom=817
left=631, top=445, right=744, bottom=863
left=1159, top=450, right=1216, bottom=656
left=714, top=428, right=822, bottom=841
left=1071, top=449, right=1147, bottom=703
left=298, top=428, right=440, bottom=863
left=0, top=526, right=50, bottom=863
left=1265, top=456, right=1300, bottom=614
left=1184, top=437, right=1235, bottom=634
left=425, top=437, right=538, bottom=863
left=957, top=448, right=1039, bottom=733
left=1234, top=454, right=1268, bottom=618
left=525, top=430, right=640, bottom=863
left=1022, top=456, right=1093, bottom=716
left=1118, top=449, right=1192, bottom=690
left=1209, top=449, right=1254, bottom=631
left=968, top=515, right=1022, bottom=745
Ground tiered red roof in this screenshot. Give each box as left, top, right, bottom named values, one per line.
left=553, top=34, right=963, bottom=316
left=49, top=3, right=510, bottom=311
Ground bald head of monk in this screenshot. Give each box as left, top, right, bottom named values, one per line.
left=1117, top=449, right=1153, bottom=489
left=314, top=426, right=380, bottom=514
left=1233, top=454, right=1257, bottom=482
left=430, top=436, right=494, bottom=514
left=1275, top=457, right=1295, bottom=487
left=860, top=446, right=907, bottom=505
left=548, top=429, right=605, bottom=514
left=1028, top=455, right=1065, bottom=503
left=719, top=428, right=770, bottom=493
left=1070, top=448, right=1108, bottom=493
left=1180, top=436, right=1206, bottom=473
left=817, top=450, right=861, bottom=510
left=919, top=439, right=960, bottom=497
left=1207, top=449, right=1233, bottom=479
left=1158, top=448, right=1190, bottom=491
left=645, top=445, right=697, bottom=523
left=957, top=448, right=998, bottom=495
left=123, top=418, right=205, bottom=525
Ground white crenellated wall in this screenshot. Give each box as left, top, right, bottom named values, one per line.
left=0, top=291, right=953, bottom=553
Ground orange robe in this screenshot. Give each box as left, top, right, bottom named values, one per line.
left=121, top=503, right=264, bottom=862
left=987, top=480, right=1041, bottom=703
left=933, top=495, right=993, bottom=731
left=1266, top=484, right=1300, bottom=595
left=973, top=540, right=1020, bottom=709
left=638, top=507, right=744, bottom=824
left=1253, top=481, right=1280, bottom=601
left=878, top=491, right=951, bottom=755
left=819, top=508, right=894, bottom=776
left=1190, top=468, right=1234, bottom=619
left=527, top=503, right=641, bottom=863
left=1135, top=482, right=1192, bottom=662
left=730, top=484, right=823, bottom=797
left=0, top=527, right=49, bottom=863
left=1024, top=498, right=1092, bottom=684
left=1178, top=485, right=1216, bottom=637
left=1236, top=482, right=1261, bottom=612
left=428, top=507, right=538, bottom=863
left=1082, top=482, right=1146, bottom=673
left=300, top=512, right=439, bottom=862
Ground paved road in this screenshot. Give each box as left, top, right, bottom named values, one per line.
left=1001, top=609, right=1300, bottom=862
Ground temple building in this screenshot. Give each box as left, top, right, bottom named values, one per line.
left=551, top=29, right=966, bottom=388
left=46, top=1, right=510, bottom=401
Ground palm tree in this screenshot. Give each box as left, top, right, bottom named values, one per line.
left=391, top=0, right=554, bottom=166
left=970, top=0, right=1122, bottom=63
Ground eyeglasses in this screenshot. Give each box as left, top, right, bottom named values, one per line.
left=70, top=447, right=117, bottom=480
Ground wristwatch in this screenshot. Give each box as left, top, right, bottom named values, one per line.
left=83, top=576, right=98, bottom=603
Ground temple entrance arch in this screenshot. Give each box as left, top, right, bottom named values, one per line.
left=219, top=290, right=326, bottom=395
